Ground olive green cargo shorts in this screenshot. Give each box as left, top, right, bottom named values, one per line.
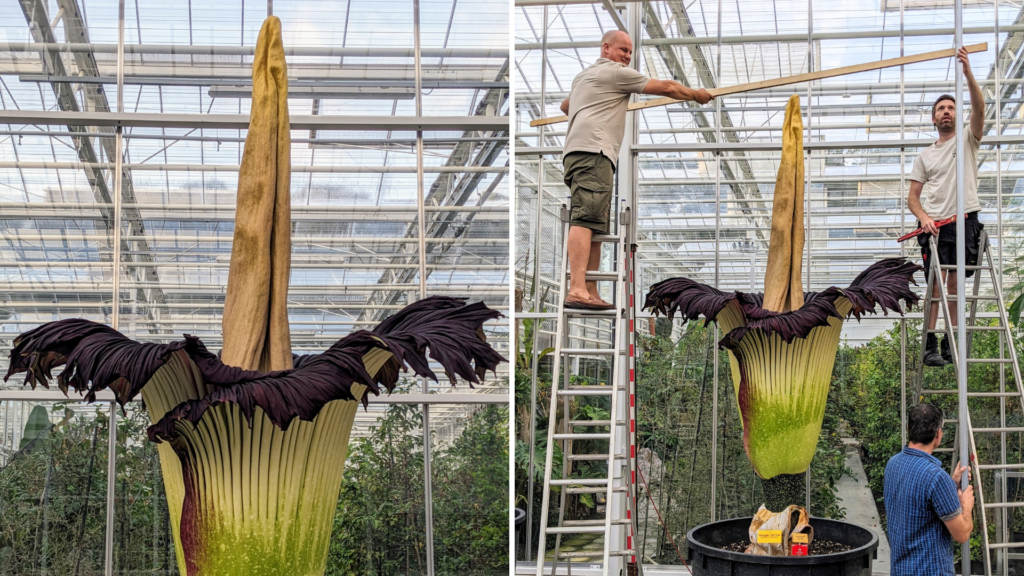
left=563, top=151, right=614, bottom=235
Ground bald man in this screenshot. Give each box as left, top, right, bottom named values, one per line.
left=560, top=31, right=713, bottom=309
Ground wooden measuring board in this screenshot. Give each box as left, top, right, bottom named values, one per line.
left=529, top=42, right=987, bottom=127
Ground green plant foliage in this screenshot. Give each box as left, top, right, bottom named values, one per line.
left=325, top=397, right=509, bottom=575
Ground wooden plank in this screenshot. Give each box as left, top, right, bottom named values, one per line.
left=529, top=42, right=987, bottom=127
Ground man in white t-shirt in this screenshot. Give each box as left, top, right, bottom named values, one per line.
left=558, top=31, right=713, bottom=309
left=909, top=47, right=985, bottom=367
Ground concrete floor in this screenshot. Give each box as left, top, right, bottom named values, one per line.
left=837, top=437, right=891, bottom=574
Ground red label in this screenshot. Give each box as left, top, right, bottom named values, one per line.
left=791, top=544, right=808, bottom=556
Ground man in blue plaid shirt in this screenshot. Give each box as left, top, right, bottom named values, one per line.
left=885, top=403, right=975, bottom=576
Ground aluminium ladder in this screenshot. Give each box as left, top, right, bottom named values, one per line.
left=917, top=230, right=1024, bottom=575
left=533, top=203, right=641, bottom=576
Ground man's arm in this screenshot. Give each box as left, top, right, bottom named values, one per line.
left=560, top=98, right=569, bottom=115
left=641, top=79, right=713, bottom=105
left=943, top=485, right=975, bottom=544
left=959, top=46, right=984, bottom=141
left=908, top=180, right=939, bottom=235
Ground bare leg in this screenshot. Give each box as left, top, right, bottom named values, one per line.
left=586, top=241, right=609, bottom=305
left=567, top=225, right=594, bottom=302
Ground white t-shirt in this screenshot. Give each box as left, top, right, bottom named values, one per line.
left=909, top=129, right=982, bottom=220
left=564, top=58, right=651, bottom=168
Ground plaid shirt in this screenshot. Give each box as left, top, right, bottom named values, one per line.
left=884, top=446, right=963, bottom=576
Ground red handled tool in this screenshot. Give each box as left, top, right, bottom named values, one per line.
left=897, top=216, right=956, bottom=243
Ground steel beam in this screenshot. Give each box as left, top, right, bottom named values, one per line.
left=0, top=110, right=510, bottom=132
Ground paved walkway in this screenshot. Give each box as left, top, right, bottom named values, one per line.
left=838, top=437, right=891, bottom=575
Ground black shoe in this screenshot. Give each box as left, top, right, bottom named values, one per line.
left=924, top=333, right=946, bottom=367
left=940, top=336, right=954, bottom=365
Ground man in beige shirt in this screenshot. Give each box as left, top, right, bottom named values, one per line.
left=908, top=47, right=985, bottom=366
left=560, top=31, right=713, bottom=309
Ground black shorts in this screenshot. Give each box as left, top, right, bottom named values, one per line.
left=917, top=211, right=984, bottom=280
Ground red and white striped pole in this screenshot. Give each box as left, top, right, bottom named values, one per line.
left=624, top=212, right=638, bottom=569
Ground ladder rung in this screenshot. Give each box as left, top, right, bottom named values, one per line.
left=967, top=325, right=1007, bottom=331
left=569, top=453, right=627, bottom=461
left=920, top=390, right=1023, bottom=397
left=563, top=519, right=632, bottom=526
left=944, top=419, right=959, bottom=425
left=590, top=234, right=620, bottom=243
left=978, top=463, right=1024, bottom=470
left=934, top=448, right=956, bottom=453
left=986, top=542, right=1024, bottom=550
left=550, top=478, right=607, bottom=486
left=558, top=549, right=637, bottom=558
left=546, top=526, right=606, bottom=534
left=561, top=348, right=616, bottom=356
left=968, top=358, right=1014, bottom=364
left=940, top=264, right=991, bottom=271
left=565, top=308, right=618, bottom=318
left=929, top=295, right=998, bottom=302
left=516, top=312, right=558, bottom=320
left=566, top=486, right=628, bottom=494
left=557, top=388, right=617, bottom=396
left=984, top=502, right=1024, bottom=509
left=567, top=271, right=619, bottom=281
left=973, top=427, right=1024, bottom=433
left=553, top=432, right=611, bottom=441
left=569, top=419, right=626, bottom=427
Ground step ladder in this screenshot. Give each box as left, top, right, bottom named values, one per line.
left=917, top=229, right=1024, bottom=575
left=533, top=203, right=641, bottom=576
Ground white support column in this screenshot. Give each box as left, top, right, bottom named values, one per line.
left=954, top=1, right=970, bottom=574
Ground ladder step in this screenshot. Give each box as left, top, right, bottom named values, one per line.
left=568, top=271, right=619, bottom=281
left=978, top=463, right=1024, bottom=470
left=546, top=526, right=606, bottom=534
left=569, top=419, right=626, bottom=427
left=553, top=432, right=611, bottom=441
left=561, top=348, right=616, bottom=356
left=558, top=549, right=637, bottom=558
left=968, top=358, right=1014, bottom=364
left=565, top=308, right=618, bottom=318
left=558, top=388, right=617, bottom=397
left=550, top=478, right=607, bottom=486
left=929, top=295, right=998, bottom=302
left=934, top=448, right=956, bottom=453
left=940, top=264, right=991, bottom=271
left=516, top=312, right=558, bottom=320
left=927, top=326, right=1005, bottom=334
left=921, top=390, right=1021, bottom=397
left=984, top=502, right=1024, bottom=509
left=567, top=486, right=628, bottom=494
left=563, top=519, right=632, bottom=526
left=972, top=427, right=1024, bottom=433
left=985, top=542, right=1024, bottom=550
left=590, top=234, right=621, bottom=243
left=569, top=453, right=627, bottom=461
left=944, top=419, right=959, bottom=425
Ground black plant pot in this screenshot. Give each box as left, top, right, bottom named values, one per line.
left=686, top=517, right=879, bottom=576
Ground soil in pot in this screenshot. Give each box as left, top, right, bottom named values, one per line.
left=719, top=539, right=854, bottom=556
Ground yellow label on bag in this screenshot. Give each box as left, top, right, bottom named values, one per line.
left=791, top=533, right=809, bottom=544
left=757, top=530, right=783, bottom=544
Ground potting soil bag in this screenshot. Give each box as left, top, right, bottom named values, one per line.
left=744, top=504, right=814, bottom=556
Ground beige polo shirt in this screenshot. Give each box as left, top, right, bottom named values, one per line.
left=909, top=129, right=982, bottom=220
left=564, top=58, right=651, bottom=168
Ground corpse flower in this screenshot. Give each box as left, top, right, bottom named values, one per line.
left=643, top=95, right=920, bottom=508
left=5, top=296, right=504, bottom=575
left=3, top=15, right=506, bottom=576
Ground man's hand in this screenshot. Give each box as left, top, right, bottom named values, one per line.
left=952, top=461, right=972, bottom=485
left=957, top=47, right=974, bottom=78
left=960, top=484, right=976, bottom=513
left=920, top=215, right=940, bottom=236
left=694, top=88, right=713, bottom=105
